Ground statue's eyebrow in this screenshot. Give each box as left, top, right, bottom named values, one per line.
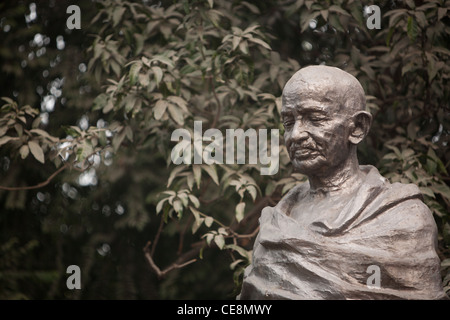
left=281, top=104, right=329, bottom=118
left=300, top=106, right=327, bottom=113
left=295, top=103, right=330, bottom=115
left=281, top=110, right=292, bottom=117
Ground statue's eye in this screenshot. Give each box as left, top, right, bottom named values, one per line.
left=307, top=113, right=327, bottom=123
left=283, top=119, right=294, bottom=129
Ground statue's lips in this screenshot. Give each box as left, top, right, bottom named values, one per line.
left=291, top=148, right=320, bottom=160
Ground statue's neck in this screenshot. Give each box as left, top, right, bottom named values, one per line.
left=307, top=155, right=363, bottom=196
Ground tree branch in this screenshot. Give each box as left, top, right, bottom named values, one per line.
left=0, top=162, right=71, bottom=191
left=151, top=216, right=165, bottom=258
left=0, top=149, right=103, bottom=191
left=143, top=195, right=274, bottom=279
left=143, top=241, right=197, bottom=279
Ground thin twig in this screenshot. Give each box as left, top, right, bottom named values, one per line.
left=143, top=241, right=197, bottom=279
left=143, top=196, right=274, bottom=278
left=229, top=226, right=260, bottom=239
left=0, top=148, right=103, bottom=191
left=0, top=162, right=71, bottom=191
left=151, top=216, right=165, bottom=258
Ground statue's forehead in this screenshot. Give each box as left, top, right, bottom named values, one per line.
left=282, top=82, right=339, bottom=106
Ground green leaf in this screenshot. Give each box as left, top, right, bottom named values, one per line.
left=214, top=234, right=225, bottom=249
left=193, top=165, right=201, bottom=188
left=241, top=1, right=260, bottom=14
left=154, top=100, right=168, bottom=120
left=239, top=40, right=248, bottom=54
left=246, top=185, right=257, bottom=201
left=427, top=147, right=447, bottom=175
left=187, top=174, right=194, bottom=190
left=405, top=0, right=415, bottom=9
left=156, top=198, right=167, bottom=213
left=407, top=16, right=418, bottom=42
left=430, top=183, right=450, bottom=201
left=1, top=97, right=15, bottom=105
left=386, top=145, right=402, bottom=158
left=125, top=126, right=133, bottom=142
left=188, top=194, right=200, bottom=208
left=224, top=244, right=250, bottom=260
left=230, top=259, right=244, bottom=270
left=0, top=136, right=14, bottom=147
left=190, top=206, right=203, bottom=224
left=191, top=216, right=204, bottom=234
left=167, top=104, right=184, bottom=125
left=386, top=27, right=395, bottom=46
left=151, top=66, right=163, bottom=85
left=173, top=199, right=183, bottom=217
left=202, top=165, right=219, bottom=185
left=300, top=11, right=320, bottom=33
left=438, top=8, right=447, bottom=21
left=414, top=11, right=427, bottom=29
left=112, top=128, right=126, bottom=152
left=129, top=62, right=142, bottom=86
left=19, top=144, right=29, bottom=159
left=113, top=6, right=126, bottom=27
left=426, top=52, right=438, bottom=82
left=167, top=165, right=186, bottom=187
left=328, top=5, right=351, bottom=17
left=125, top=95, right=137, bottom=113
left=205, top=233, right=214, bottom=246
left=204, top=216, right=214, bottom=227
left=441, top=259, right=450, bottom=268
left=151, top=54, right=174, bottom=68
left=28, top=140, right=45, bottom=164
left=0, top=126, right=8, bottom=137
left=419, top=187, right=435, bottom=199
left=401, top=148, right=415, bottom=160
left=235, top=202, right=245, bottom=223
left=167, top=96, right=187, bottom=111
left=110, top=60, right=121, bottom=78
left=328, top=14, right=345, bottom=33
left=349, top=3, right=364, bottom=26
left=30, top=129, right=59, bottom=142
left=103, top=100, right=114, bottom=114
left=247, top=37, right=271, bottom=50
left=14, top=124, right=23, bottom=137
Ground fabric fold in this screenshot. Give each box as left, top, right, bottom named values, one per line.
left=239, top=166, right=447, bottom=300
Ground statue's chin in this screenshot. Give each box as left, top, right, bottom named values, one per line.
left=292, top=156, right=325, bottom=175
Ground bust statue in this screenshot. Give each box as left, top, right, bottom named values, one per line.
left=238, top=65, right=447, bottom=300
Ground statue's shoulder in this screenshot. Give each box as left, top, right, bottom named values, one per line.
left=387, top=181, right=434, bottom=227
left=361, top=165, right=434, bottom=229
left=275, top=181, right=309, bottom=215
left=362, top=164, right=423, bottom=200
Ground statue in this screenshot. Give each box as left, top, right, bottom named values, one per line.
left=238, top=65, right=448, bottom=300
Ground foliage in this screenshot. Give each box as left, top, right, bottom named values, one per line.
left=0, top=0, right=449, bottom=299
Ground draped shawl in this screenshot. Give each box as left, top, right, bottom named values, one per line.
left=239, top=166, right=447, bottom=300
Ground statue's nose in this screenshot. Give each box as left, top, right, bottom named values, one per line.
left=290, top=122, right=309, bottom=142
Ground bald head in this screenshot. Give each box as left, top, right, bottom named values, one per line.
left=281, top=65, right=373, bottom=179
left=282, top=65, right=366, bottom=115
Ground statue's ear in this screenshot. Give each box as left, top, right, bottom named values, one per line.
left=348, top=111, right=372, bottom=145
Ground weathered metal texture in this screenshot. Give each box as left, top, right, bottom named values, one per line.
left=239, top=66, right=447, bottom=300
